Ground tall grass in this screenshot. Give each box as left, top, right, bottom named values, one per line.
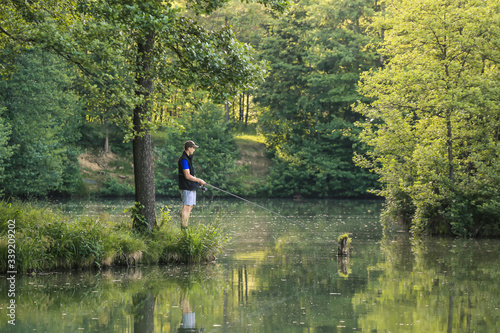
left=0, top=200, right=228, bottom=273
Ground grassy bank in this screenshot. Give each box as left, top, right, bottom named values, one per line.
left=0, top=201, right=228, bottom=273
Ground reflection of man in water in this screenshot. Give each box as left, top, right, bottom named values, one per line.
left=178, top=293, right=204, bottom=333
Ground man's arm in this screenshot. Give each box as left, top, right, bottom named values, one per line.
left=183, top=168, right=206, bottom=186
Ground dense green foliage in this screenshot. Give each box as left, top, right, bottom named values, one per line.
left=0, top=108, right=12, bottom=196
left=0, top=50, right=83, bottom=197
left=0, top=0, right=380, bottom=200
left=354, top=0, right=500, bottom=236
left=0, top=200, right=228, bottom=272
left=255, top=0, right=380, bottom=197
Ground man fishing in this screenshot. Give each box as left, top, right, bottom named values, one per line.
left=178, top=140, right=206, bottom=229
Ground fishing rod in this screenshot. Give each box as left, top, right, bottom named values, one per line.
left=204, top=183, right=329, bottom=240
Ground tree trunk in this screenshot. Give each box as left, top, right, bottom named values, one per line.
left=245, top=92, right=249, bottom=126
left=103, top=125, right=111, bottom=155
left=133, top=31, right=157, bottom=230
left=446, top=110, right=454, bottom=183
left=232, top=98, right=235, bottom=119
left=239, top=92, right=244, bottom=122
left=225, top=101, right=230, bottom=121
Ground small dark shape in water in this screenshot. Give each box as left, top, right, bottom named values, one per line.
left=337, top=234, right=350, bottom=257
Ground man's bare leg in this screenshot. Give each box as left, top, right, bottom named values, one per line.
left=180, top=204, right=193, bottom=228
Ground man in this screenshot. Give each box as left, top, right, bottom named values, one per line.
left=178, top=140, right=206, bottom=229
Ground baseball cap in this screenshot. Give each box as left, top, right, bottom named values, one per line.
left=184, top=140, right=199, bottom=149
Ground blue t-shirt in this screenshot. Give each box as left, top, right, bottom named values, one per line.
left=181, top=159, right=189, bottom=170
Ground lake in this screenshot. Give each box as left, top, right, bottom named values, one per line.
left=1, top=197, right=500, bottom=332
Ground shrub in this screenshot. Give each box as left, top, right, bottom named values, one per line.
left=100, top=176, right=134, bottom=197
left=176, top=223, right=229, bottom=263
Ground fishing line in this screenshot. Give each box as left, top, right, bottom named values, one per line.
left=205, top=184, right=328, bottom=240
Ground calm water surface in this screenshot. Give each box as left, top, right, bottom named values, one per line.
left=1, top=198, right=500, bottom=332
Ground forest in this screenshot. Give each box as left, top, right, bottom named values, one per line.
left=1, top=0, right=500, bottom=237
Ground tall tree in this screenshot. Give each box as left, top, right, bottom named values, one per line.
left=354, top=0, right=500, bottom=236
left=0, top=0, right=290, bottom=229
